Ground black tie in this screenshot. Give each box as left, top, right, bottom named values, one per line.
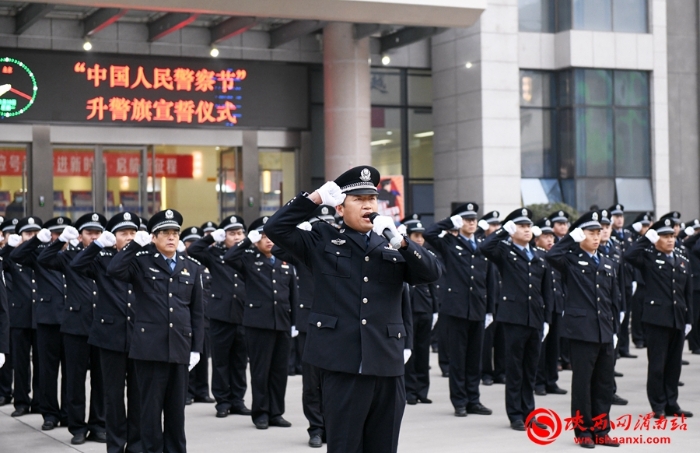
left=365, top=234, right=370, bottom=249
left=592, top=254, right=599, bottom=268
left=166, top=258, right=175, bottom=274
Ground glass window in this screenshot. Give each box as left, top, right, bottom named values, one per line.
left=410, top=182, right=434, bottom=223
left=408, top=108, right=434, bottom=179
left=614, top=108, right=650, bottom=177
left=557, top=70, right=573, bottom=106
left=259, top=149, right=296, bottom=217
left=408, top=71, right=432, bottom=107
left=521, top=71, right=555, bottom=107
left=521, top=108, right=556, bottom=178
left=557, top=107, right=575, bottom=178
left=310, top=67, right=324, bottom=104
left=615, top=178, right=654, bottom=211
left=575, top=107, right=614, bottom=177
left=612, top=0, right=647, bottom=33
left=371, top=107, right=402, bottom=176
left=575, top=178, right=615, bottom=212
left=614, top=71, right=649, bottom=107
left=572, top=0, right=612, bottom=31
left=521, top=178, right=563, bottom=205
left=575, top=69, right=613, bottom=106
left=371, top=69, right=402, bottom=106
left=556, top=0, right=572, bottom=31
left=519, top=0, right=555, bottom=32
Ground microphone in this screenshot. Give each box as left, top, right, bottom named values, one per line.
left=368, top=212, right=404, bottom=249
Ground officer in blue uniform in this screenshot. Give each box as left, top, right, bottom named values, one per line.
left=107, top=209, right=205, bottom=453
left=0, top=218, right=17, bottom=408
left=264, top=166, right=440, bottom=453
left=187, top=216, right=251, bottom=418
left=10, top=216, right=70, bottom=430
left=70, top=211, right=142, bottom=453
left=424, top=202, right=496, bottom=418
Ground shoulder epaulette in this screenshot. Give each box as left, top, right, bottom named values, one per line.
left=136, top=250, right=150, bottom=256
left=536, top=246, right=545, bottom=252
left=244, top=249, right=255, bottom=254
left=186, top=255, right=202, bottom=265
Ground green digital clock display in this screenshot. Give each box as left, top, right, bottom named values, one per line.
left=0, top=57, right=38, bottom=118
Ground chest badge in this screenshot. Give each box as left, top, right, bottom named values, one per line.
left=331, top=239, right=346, bottom=246
left=149, top=267, right=160, bottom=273
left=254, top=261, right=264, bottom=266
left=181, top=268, right=190, bottom=276
left=456, top=245, right=463, bottom=250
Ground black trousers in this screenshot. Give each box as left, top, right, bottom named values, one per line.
left=299, top=333, right=324, bottom=438
left=630, top=286, right=646, bottom=344
left=436, top=315, right=450, bottom=375
left=134, top=360, right=187, bottom=453
left=101, top=348, right=141, bottom=453
left=320, top=370, right=405, bottom=453
left=503, top=323, right=540, bottom=422
left=10, top=327, right=39, bottom=411
left=245, top=327, right=290, bottom=422
left=446, top=315, right=484, bottom=409
left=188, top=326, right=210, bottom=400
left=686, top=291, right=700, bottom=352
left=405, top=313, right=432, bottom=400
left=569, top=339, right=614, bottom=439
left=482, top=320, right=506, bottom=381
left=210, top=320, right=248, bottom=413
left=643, top=323, right=684, bottom=413
left=0, top=344, right=12, bottom=400
left=536, top=313, right=561, bottom=391
left=63, top=333, right=105, bottom=436
left=618, top=289, right=634, bottom=354
left=37, top=323, right=67, bottom=424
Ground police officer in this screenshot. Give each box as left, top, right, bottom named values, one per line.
left=481, top=208, right=553, bottom=431
left=626, top=218, right=693, bottom=418
left=10, top=216, right=70, bottom=430
left=0, top=218, right=17, bottom=408
left=2, top=216, right=41, bottom=418
left=0, top=220, right=9, bottom=401
left=424, top=202, right=496, bottom=418
left=547, top=210, right=570, bottom=242
left=187, top=216, right=251, bottom=418
left=38, top=212, right=107, bottom=444
left=107, top=209, right=205, bottom=453
left=224, top=216, right=296, bottom=430
left=627, top=212, right=653, bottom=349
left=546, top=211, right=621, bottom=447
left=476, top=211, right=501, bottom=239
left=69, top=212, right=142, bottom=453
left=201, top=221, right=218, bottom=236
left=264, top=166, right=440, bottom=453
left=683, top=219, right=700, bottom=354
left=181, top=226, right=204, bottom=248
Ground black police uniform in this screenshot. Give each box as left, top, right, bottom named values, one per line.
left=264, top=166, right=440, bottom=453
left=626, top=212, right=653, bottom=348
left=107, top=209, right=205, bottom=453
left=70, top=212, right=142, bottom=453
left=0, top=218, right=14, bottom=406
left=627, top=219, right=693, bottom=417
left=224, top=216, right=296, bottom=427
left=481, top=209, right=553, bottom=427
left=187, top=217, right=250, bottom=416
left=608, top=205, right=636, bottom=357
left=546, top=212, right=620, bottom=444
left=683, top=220, right=700, bottom=353
left=10, top=217, right=70, bottom=428
left=38, top=213, right=106, bottom=442
left=0, top=241, right=10, bottom=403
left=424, top=203, right=497, bottom=415
left=1, top=217, right=40, bottom=416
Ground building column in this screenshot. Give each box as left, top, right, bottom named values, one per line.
left=28, top=125, right=53, bottom=219
left=241, top=130, right=259, bottom=224
left=323, top=22, right=371, bottom=180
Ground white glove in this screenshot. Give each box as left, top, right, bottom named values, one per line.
left=619, top=312, right=625, bottom=325
left=188, top=351, right=201, bottom=372
left=432, top=313, right=439, bottom=329
left=95, top=231, right=116, bottom=248
left=248, top=230, right=262, bottom=244
left=613, top=334, right=618, bottom=348
left=372, top=215, right=402, bottom=249
left=397, top=224, right=407, bottom=235
left=177, top=240, right=186, bottom=253
left=503, top=220, right=517, bottom=235
left=686, top=324, right=693, bottom=337
left=134, top=231, right=151, bottom=247
left=291, top=325, right=299, bottom=338
left=316, top=181, right=346, bottom=206
left=570, top=227, right=585, bottom=243
left=645, top=229, right=659, bottom=244
left=632, top=222, right=643, bottom=233
left=7, top=234, right=21, bottom=247
left=37, top=228, right=52, bottom=243
left=542, top=322, right=549, bottom=342
left=58, top=226, right=79, bottom=243
left=631, top=281, right=637, bottom=296
left=685, top=226, right=695, bottom=237
left=0, top=353, right=4, bottom=369
left=69, top=239, right=80, bottom=247
left=450, top=215, right=463, bottom=230
left=297, top=222, right=312, bottom=232
left=485, top=313, right=494, bottom=329
left=211, top=228, right=226, bottom=243
left=403, top=349, right=412, bottom=364
left=531, top=226, right=542, bottom=238
left=478, top=219, right=489, bottom=231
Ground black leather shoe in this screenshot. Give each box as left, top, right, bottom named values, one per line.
left=194, top=396, right=216, bottom=403
left=577, top=437, right=595, bottom=449
left=678, top=381, right=685, bottom=386
left=254, top=419, right=269, bottom=430
left=510, top=420, right=525, bottom=431
left=611, top=394, right=628, bottom=406
left=546, top=386, right=567, bottom=395
left=41, top=420, right=57, bottom=431
left=454, top=407, right=467, bottom=417
left=681, top=360, right=690, bottom=365
left=634, top=341, right=645, bottom=349
left=216, top=409, right=228, bottom=418
left=11, top=407, right=29, bottom=417
left=441, top=371, right=449, bottom=378
left=417, top=397, right=432, bottom=404
left=406, top=398, right=417, bottom=405
left=87, top=431, right=107, bottom=443
left=185, top=397, right=193, bottom=406
left=71, top=433, right=87, bottom=445
left=535, top=388, right=547, bottom=396
left=692, top=350, right=700, bottom=355
left=269, top=416, right=292, bottom=427
left=619, top=351, right=637, bottom=358
left=493, top=376, right=506, bottom=384
left=653, top=412, right=664, bottom=419
left=230, top=404, right=252, bottom=415
left=665, top=409, right=693, bottom=418
left=0, top=396, right=11, bottom=406
left=614, top=371, right=623, bottom=377
left=529, top=418, right=548, bottom=430
left=309, top=434, right=322, bottom=448
left=467, top=403, right=492, bottom=415
left=482, top=376, right=494, bottom=386
left=595, top=434, right=620, bottom=447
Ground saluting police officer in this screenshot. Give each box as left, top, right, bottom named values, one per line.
left=10, top=217, right=70, bottom=430
left=107, top=209, right=205, bottom=453
left=627, top=212, right=653, bottom=349
left=0, top=222, right=9, bottom=399
left=264, top=166, right=440, bottom=453
left=626, top=218, right=694, bottom=419
left=608, top=204, right=637, bottom=359
left=424, top=202, right=497, bottom=418
left=69, top=212, right=142, bottom=453
left=547, top=210, right=570, bottom=242
left=0, top=218, right=17, bottom=408
left=2, top=217, right=41, bottom=418
left=546, top=211, right=621, bottom=447
left=683, top=219, right=700, bottom=354
left=187, top=216, right=251, bottom=418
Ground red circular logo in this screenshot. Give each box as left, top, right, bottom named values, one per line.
left=526, top=408, right=562, bottom=445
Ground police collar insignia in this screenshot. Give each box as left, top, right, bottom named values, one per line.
left=331, top=239, right=346, bottom=245
left=360, top=168, right=371, bottom=181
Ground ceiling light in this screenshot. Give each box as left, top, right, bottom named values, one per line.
left=210, top=47, right=220, bottom=58
left=414, top=131, right=434, bottom=138
left=83, top=41, right=92, bottom=51
left=465, top=61, right=473, bottom=69
left=381, top=55, right=391, bottom=65
left=371, top=139, right=392, bottom=146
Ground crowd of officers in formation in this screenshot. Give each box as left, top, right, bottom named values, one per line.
left=0, top=164, right=696, bottom=452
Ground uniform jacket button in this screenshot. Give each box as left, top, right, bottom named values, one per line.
left=169, top=323, right=173, bottom=327
left=362, top=319, right=367, bottom=325
left=170, top=307, right=173, bottom=312
left=141, top=328, right=145, bottom=332
left=317, top=322, right=322, bottom=327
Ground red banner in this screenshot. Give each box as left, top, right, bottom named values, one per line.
left=0, top=149, right=193, bottom=178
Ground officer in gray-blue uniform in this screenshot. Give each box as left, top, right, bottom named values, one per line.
left=107, top=209, right=205, bottom=453
left=264, top=166, right=440, bottom=453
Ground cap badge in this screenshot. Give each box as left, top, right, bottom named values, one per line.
left=417, top=223, right=423, bottom=228
left=521, top=208, right=527, bottom=216
left=124, top=213, right=131, bottom=221
left=165, top=210, right=174, bottom=219
left=57, top=218, right=64, bottom=225
left=360, top=168, right=371, bottom=182
left=494, top=211, right=499, bottom=218
left=412, top=214, right=418, bottom=219
left=191, top=227, right=197, bottom=233
left=321, top=207, right=329, bottom=215
left=617, top=204, right=621, bottom=210
left=28, top=217, right=35, bottom=225
left=545, top=220, right=551, bottom=226
left=602, top=210, right=608, bottom=218
left=262, top=217, right=268, bottom=224
left=559, top=211, right=564, bottom=216
left=592, top=212, right=598, bottom=220
left=12, top=219, right=17, bottom=225
left=230, top=216, right=236, bottom=223
left=665, top=219, right=671, bottom=226
left=92, top=213, right=99, bottom=221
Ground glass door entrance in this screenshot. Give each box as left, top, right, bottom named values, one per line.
left=259, top=148, right=296, bottom=217
left=0, top=143, right=28, bottom=218
left=218, top=147, right=241, bottom=220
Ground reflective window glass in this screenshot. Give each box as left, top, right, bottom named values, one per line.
left=521, top=108, right=556, bottom=178
left=614, top=108, right=650, bottom=177
left=575, top=107, right=614, bottom=177
left=612, top=0, right=647, bottom=33
left=575, top=178, right=615, bottom=212
left=614, top=71, right=649, bottom=106
left=575, top=69, right=613, bottom=106
left=572, top=0, right=612, bottom=31
left=371, top=107, right=402, bottom=176
left=519, top=0, right=555, bottom=32
left=371, top=69, right=402, bottom=106
left=408, top=71, right=432, bottom=107
left=408, top=108, right=434, bottom=179
left=615, top=178, right=654, bottom=211
left=521, top=71, right=555, bottom=107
